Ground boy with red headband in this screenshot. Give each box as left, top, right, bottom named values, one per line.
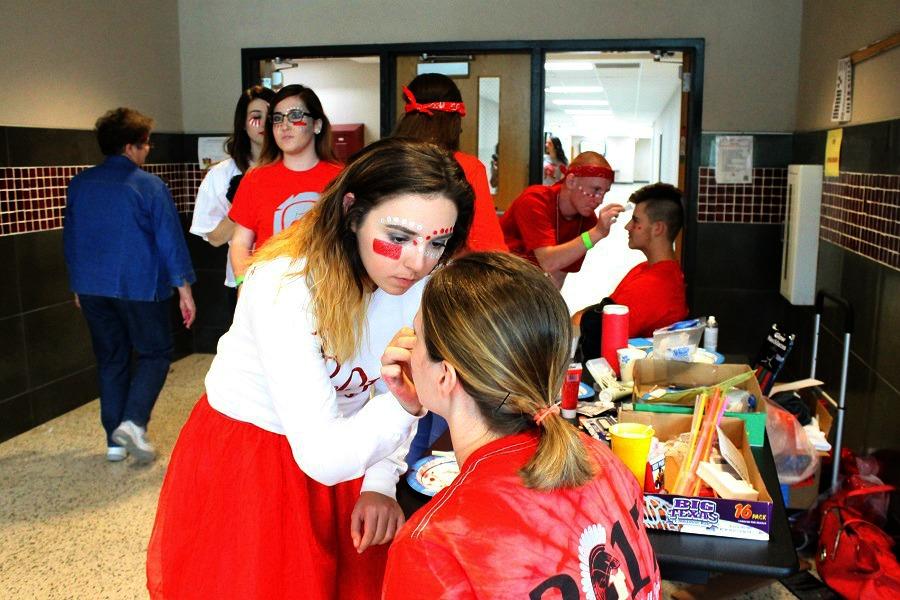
left=501, top=151, right=624, bottom=288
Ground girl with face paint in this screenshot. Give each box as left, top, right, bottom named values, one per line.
left=228, top=84, right=343, bottom=284
left=189, top=85, right=275, bottom=294
left=147, top=138, right=474, bottom=599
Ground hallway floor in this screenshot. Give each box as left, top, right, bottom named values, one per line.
left=1, top=354, right=799, bottom=599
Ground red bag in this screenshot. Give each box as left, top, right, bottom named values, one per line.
left=816, top=484, right=900, bottom=599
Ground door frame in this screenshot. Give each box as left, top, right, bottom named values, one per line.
left=241, top=38, right=704, bottom=287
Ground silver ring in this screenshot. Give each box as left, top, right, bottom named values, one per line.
left=611, top=216, right=618, bottom=223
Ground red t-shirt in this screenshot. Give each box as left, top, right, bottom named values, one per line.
left=453, top=151, right=508, bottom=252
left=229, top=160, right=341, bottom=249
left=384, top=431, right=661, bottom=599
left=611, top=259, right=689, bottom=337
left=500, top=183, right=597, bottom=273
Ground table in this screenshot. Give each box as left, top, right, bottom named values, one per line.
left=396, top=433, right=798, bottom=584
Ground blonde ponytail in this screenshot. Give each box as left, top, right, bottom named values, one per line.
left=421, top=252, right=596, bottom=490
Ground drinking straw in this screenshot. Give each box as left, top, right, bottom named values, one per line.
left=672, top=392, right=707, bottom=494
left=679, top=387, right=723, bottom=496
left=690, top=388, right=727, bottom=496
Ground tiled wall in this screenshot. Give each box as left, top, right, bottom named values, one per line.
left=0, top=125, right=219, bottom=444
left=0, top=163, right=203, bottom=235
left=689, top=134, right=807, bottom=376
left=794, top=117, right=900, bottom=460
left=697, top=166, right=787, bottom=224
left=820, top=172, right=900, bottom=271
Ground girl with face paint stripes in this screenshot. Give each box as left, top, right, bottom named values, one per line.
left=147, top=138, right=473, bottom=599
left=189, top=85, right=275, bottom=294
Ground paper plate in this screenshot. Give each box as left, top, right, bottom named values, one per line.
left=407, top=454, right=460, bottom=496
left=578, top=382, right=594, bottom=400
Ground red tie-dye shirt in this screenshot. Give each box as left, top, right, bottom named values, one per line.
left=384, top=431, right=661, bottom=599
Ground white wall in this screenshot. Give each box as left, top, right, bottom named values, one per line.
left=280, top=59, right=380, bottom=145
left=634, top=138, right=652, bottom=182
left=178, top=0, right=803, bottom=134
left=651, top=89, right=681, bottom=185
left=0, top=0, right=182, bottom=131
left=796, top=0, right=900, bottom=131
left=605, top=137, right=636, bottom=183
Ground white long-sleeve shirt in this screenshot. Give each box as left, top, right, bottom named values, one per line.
left=205, top=256, right=425, bottom=498
left=190, top=158, right=241, bottom=287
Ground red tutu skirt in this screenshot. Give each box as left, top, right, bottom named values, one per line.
left=147, top=395, right=388, bottom=599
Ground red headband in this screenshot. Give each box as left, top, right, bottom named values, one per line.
left=403, top=86, right=467, bottom=117
left=561, top=164, right=615, bottom=183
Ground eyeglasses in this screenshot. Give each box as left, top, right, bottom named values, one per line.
left=270, top=108, right=315, bottom=125
left=140, top=141, right=155, bottom=150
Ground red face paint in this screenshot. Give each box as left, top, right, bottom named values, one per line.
left=373, top=238, right=402, bottom=260
left=292, top=121, right=307, bottom=127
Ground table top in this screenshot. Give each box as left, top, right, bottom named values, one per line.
left=397, top=432, right=798, bottom=582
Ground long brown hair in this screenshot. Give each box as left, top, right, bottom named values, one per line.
left=225, top=85, right=276, bottom=172
left=421, top=252, right=595, bottom=490
left=252, top=138, right=474, bottom=362
left=258, top=84, right=337, bottom=166
left=392, top=73, right=463, bottom=152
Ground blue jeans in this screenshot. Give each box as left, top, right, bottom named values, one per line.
left=79, top=295, right=173, bottom=446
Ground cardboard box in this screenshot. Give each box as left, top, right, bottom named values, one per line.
left=631, top=360, right=768, bottom=446
left=619, top=411, right=774, bottom=541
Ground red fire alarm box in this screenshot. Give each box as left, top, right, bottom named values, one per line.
left=331, top=124, right=365, bottom=163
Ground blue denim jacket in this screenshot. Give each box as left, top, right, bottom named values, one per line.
left=64, top=155, right=196, bottom=301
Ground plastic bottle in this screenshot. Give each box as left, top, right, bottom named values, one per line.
left=703, top=316, right=718, bottom=352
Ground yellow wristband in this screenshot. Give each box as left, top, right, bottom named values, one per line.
left=581, top=231, right=594, bottom=251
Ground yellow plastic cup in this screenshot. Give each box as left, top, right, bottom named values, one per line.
left=608, top=423, right=655, bottom=483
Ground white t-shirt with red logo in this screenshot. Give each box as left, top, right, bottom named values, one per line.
left=205, top=256, right=425, bottom=497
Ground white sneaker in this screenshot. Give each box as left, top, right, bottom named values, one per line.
left=106, top=446, right=128, bottom=462
left=111, top=421, right=157, bottom=464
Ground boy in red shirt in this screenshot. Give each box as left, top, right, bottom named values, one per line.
left=575, top=183, right=688, bottom=363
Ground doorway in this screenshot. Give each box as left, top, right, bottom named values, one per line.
left=542, top=51, right=686, bottom=313
left=242, top=39, right=703, bottom=300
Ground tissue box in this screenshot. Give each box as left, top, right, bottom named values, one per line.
left=630, top=360, right=768, bottom=446
left=620, top=411, right=773, bottom=541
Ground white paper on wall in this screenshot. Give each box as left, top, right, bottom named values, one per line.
left=197, top=137, right=229, bottom=170
left=831, top=57, right=853, bottom=123
left=715, top=136, right=753, bottom=184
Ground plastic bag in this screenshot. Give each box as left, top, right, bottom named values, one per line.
left=765, top=399, right=819, bottom=484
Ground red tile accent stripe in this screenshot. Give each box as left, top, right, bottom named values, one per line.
left=697, top=166, right=787, bottom=224
left=820, top=172, right=900, bottom=271
left=0, top=163, right=204, bottom=236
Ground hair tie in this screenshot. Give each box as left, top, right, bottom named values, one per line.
left=533, top=403, right=561, bottom=427
left=565, top=164, right=615, bottom=183
left=403, top=86, right=467, bottom=117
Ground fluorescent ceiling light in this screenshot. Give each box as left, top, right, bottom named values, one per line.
left=565, top=109, right=613, bottom=115
left=544, top=61, right=594, bottom=71
left=552, top=99, right=609, bottom=106
left=545, top=86, right=604, bottom=94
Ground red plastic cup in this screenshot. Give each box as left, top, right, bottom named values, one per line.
left=601, top=305, right=629, bottom=377
left=561, top=363, right=582, bottom=419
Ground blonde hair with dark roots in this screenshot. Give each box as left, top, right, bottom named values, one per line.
left=421, top=252, right=595, bottom=490
left=252, top=138, right=474, bottom=363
